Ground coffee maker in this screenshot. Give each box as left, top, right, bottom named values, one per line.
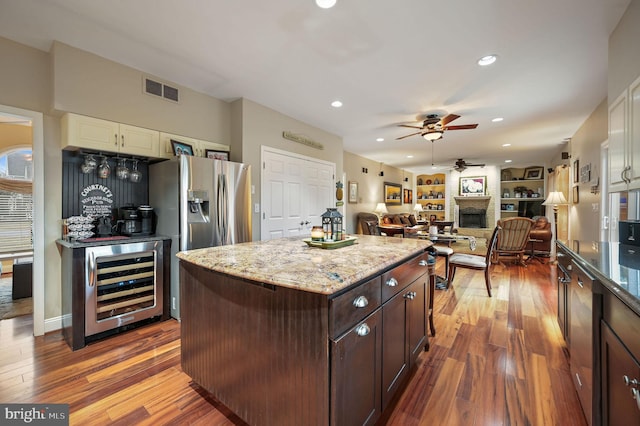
left=138, top=205, right=155, bottom=235
left=117, top=206, right=142, bottom=236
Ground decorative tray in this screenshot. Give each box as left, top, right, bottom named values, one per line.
left=303, top=236, right=357, bottom=249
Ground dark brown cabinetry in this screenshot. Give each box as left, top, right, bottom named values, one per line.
left=569, top=260, right=600, bottom=425
left=556, top=249, right=571, bottom=342
left=602, top=291, right=640, bottom=425
left=180, top=249, right=433, bottom=426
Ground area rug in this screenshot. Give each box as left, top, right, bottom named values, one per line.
left=0, top=275, right=33, bottom=319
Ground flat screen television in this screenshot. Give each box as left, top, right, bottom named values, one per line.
left=518, top=200, right=546, bottom=218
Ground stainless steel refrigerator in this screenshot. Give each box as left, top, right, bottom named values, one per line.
left=149, top=155, right=252, bottom=319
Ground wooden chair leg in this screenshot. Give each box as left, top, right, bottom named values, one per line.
left=484, top=267, right=492, bottom=297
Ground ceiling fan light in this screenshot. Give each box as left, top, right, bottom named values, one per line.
left=422, top=130, right=443, bottom=141
left=316, top=0, right=336, bottom=8
left=477, top=54, right=497, bottom=66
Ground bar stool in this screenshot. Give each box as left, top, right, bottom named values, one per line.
left=432, top=245, right=453, bottom=290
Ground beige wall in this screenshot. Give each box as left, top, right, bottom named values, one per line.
left=232, top=98, right=344, bottom=241
left=342, top=151, right=414, bottom=233
left=609, top=0, right=640, bottom=101
left=567, top=99, right=608, bottom=242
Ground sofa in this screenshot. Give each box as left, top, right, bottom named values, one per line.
left=529, top=216, right=552, bottom=255
left=356, top=212, right=427, bottom=236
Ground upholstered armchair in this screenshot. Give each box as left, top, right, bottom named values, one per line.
left=493, top=217, right=535, bottom=266
left=529, top=216, right=552, bottom=256
left=356, top=212, right=380, bottom=235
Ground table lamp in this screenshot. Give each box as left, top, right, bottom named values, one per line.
left=413, top=203, right=423, bottom=219
left=542, top=191, right=568, bottom=260
left=374, top=203, right=388, bottom=220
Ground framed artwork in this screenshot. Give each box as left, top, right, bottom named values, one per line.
left=459, top=176, right=486, bottom=196
left=171, top=139, right=194, bottom=156
left=524, top=167, right=543, bottom=180
left=403, top=188, right=413, bottom=204
left=384, top=182, right=402, bottom=205
left=206, top=150, right=229, bottom=160
left=573, top=185, right=579, bottom=203
left=348, top=181, right=358, bottom=203
left=573, top=159, right=580, bottom=183
left=580, top=163, right=591, bottom=183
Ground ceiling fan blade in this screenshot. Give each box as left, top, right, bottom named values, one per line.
left=395, top=131, right=422, bottom=140
left=440, top=114, right=460, bottom=126
left=398, top=124, right=423, bottom=129
left=444, top=124, right=478, bottom=130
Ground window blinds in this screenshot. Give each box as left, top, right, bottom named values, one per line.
left=0, top=192, right=33, bottom=253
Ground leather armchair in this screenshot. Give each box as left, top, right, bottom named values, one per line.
left=529, top=216, right=552, bottom=254
left=356, top=212, right=380, bottom=235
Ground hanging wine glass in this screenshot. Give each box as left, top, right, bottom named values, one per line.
left=80, top=154, right=97, bottom=173
left=129, top=160, right=142, bottom=183
left=116, top=158, right=130, bottom=180
left=97, top=156, right=110, bottom=179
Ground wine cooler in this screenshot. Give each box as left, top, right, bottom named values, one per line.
left=84, top=241, right=164, bottom=337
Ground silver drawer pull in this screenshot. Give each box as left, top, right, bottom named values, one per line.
left=353, top=296, right=369, bottom=308
left=575, top=373, right=582, bottom=388
left=577, top=279, right=584, bottom=289
left=624, top=375, right=640, bottom=387
left=419, top=259, right=428, bottom=266
left=404, top=291, right=416, bottom=300
left=386, top=277, right=398, bottom=287
left=632, top=388, right=640, bottom=412
left=356, top=324, right=370, bottom=337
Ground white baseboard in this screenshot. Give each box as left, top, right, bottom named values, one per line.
left=44, top=315, right=64, bottom=333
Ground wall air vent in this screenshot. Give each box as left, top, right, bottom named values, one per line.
left=143, top=76, right=180, bottom=103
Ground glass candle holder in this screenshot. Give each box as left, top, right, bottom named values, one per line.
left=311, top=226, right=324, bottom=241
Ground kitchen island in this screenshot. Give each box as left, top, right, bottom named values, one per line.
left=177, top=235, right=435, bottom=426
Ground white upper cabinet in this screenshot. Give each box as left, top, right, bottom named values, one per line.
left=609, top=74, right=640, bottom=192
left=62, top=113, right=160, bottom=158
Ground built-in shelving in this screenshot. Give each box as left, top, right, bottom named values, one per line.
left=499, top=167, right=546, bottom=219
left=416, top=173, right=446, bottom=221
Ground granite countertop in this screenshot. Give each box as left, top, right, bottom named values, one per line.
left=558, top=240, right=640, bottom=315
left=56, top=234, right=171, bottom=249
left=177, top=235, right=433, bottom=295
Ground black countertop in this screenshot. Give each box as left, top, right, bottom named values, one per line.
left=558, top=240, right=640, bottom=316
left=56, top=234, right=171, bottom=249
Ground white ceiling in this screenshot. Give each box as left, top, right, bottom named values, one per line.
left=0, top=0, right=631, bottom=172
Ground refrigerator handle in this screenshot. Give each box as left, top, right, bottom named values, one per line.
left=217, top=174, right=229, bottom=243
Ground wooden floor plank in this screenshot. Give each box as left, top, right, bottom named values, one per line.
left=0, top=259, right=587, bottom=426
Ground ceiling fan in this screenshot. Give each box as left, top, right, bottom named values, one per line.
left=453, top=158, right=486, bottom=172
left=396, top=113, right=478, bottom=141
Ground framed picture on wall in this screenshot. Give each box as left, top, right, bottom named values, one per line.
left=573, top=159, right=580, bottom=183
left=403, top=189, right=413, bottom=204
left=171, top=139, right=194, bottom=156
left=573, top=185, right=579, bottom=203
left=384, top=182, right=402, bottom=205
left=524, top=167, right=543, bottom=180
left=459, top=176, right=486, bottom=196
left=205, top=150, right=229, bottom=160
left=348, top=181, right=358, bottom=203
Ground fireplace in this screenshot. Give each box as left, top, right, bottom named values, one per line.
left=459, top=207, right=486, bottom=228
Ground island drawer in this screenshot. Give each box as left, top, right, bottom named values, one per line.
left=381, top=252, right=430, bottom=302
left=329, top=276, right=381, bottom=339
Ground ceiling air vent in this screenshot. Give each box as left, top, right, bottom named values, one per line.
left=143, top=76, right=180, bottom=103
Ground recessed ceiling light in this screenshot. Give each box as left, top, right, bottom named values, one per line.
left=492, top=117, right=504, bottom=122
left=316, top=0, right=336, bottom=8
left=502, top=143, right=511, bottom=147
left=331, top=100, right=342, bottom=108
left=477, top=54, right=497, bottom=66
left=376, top=138, right=384, bottom=142
left=504, top=159, right=512, bottom=163
left=406, top=155, right=414, bottom=158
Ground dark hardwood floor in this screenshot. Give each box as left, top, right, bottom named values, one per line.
left=0, top=258, right=587, bottom=425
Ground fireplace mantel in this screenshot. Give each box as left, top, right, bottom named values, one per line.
left=454, top=196, right=491, bottom=201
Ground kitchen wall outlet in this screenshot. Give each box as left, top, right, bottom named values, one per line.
left=251, top=185, right=255, bottom=194
left=254, top=203, right=260, bottom=213
left=172, top=297, right=176, bottom=310
left=592, top=203, right=599, bottom=212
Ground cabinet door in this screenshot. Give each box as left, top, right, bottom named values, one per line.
left=62, top=113, right=119, bottom=151
left=382, top=289, right=409, bottom=410
left=119, top=124, right=159, bottom=157
left=609, top=90, right=628, bottom=192
left=196, top=139, right=229, bottom=158
left=629, top=75, right=640, bottom=190
left=331, top=310, right=381, bottom=426
left=601, top=322, right=640, bottom=425
left=407, top=278, right=427, bottom=363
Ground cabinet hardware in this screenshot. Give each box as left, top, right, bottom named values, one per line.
left=624, top=375, right=640, bottom=387
left=419, top=259, right=428, bottom=266
left=575, top=373, right=582, bottom=388
left=114, top=133, right=118, bottom=146
left=633, top=388, right=640, bottom=411
left=404, top=291, right=416, bottom=300
left=386, top=277, right=398, bottom=287
left=355, top=323, right=370, bottom=337
left=353, top=296, right=369, bottom=308
left=121, top=134, right=125, bottom=147
left=577, top=279, right=584, bottom=289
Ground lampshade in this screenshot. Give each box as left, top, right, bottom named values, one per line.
left=413, top=203, right=423, bottom=213
left=422, top=130, right=443, bottom=141
left=374, top=203, right=389, bottom=215
left=542, top=191, right=568, bottom=206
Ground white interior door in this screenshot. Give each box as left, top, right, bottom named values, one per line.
left=261, top=148, right=335, bottom=241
